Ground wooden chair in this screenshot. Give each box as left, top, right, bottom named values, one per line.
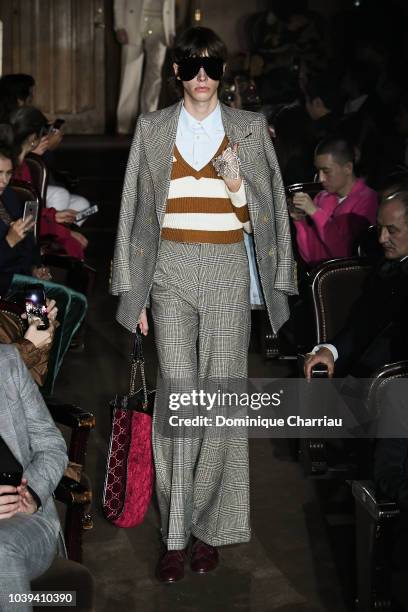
left=308, top=256, right=372, bottom=345
left=50, top=401, right=95, bottom=562
left=352, top=360, right=408, bottom=612
left=25, top=152, right=49, bottom=205
left=298, top=257, right=372, bottom=476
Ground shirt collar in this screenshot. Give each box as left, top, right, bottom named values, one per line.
left=179, top=102, right=224, bottom=138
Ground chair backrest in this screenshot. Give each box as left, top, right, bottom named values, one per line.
left=309, top=257, right=372, bottom=343
left=25, top=152, right=49, bottom=205
left=366, top=360, right=408, bottom=421
left=9, top=179, right=40, bottom=242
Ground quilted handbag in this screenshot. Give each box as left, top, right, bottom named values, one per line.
left=102, top=329, right=155, bottom=527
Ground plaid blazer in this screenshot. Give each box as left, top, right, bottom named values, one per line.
left=0, top=345, right=68, bottom=553
left=111, top=101, right=297, bottom=333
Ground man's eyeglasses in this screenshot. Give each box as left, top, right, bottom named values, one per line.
left=176, top=57, right=224, bottom=82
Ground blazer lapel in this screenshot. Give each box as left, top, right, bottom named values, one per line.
left=141, top=101, right=182, bottom=228
left=141, top=101, right=260, bottom=226
left=220, top=104, right=259, bottom=217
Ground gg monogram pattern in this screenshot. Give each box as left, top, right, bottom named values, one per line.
left=103, top=395, right=154, bottom=527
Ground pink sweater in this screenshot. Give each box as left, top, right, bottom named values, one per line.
left=294, top=178, right=378, bottom=267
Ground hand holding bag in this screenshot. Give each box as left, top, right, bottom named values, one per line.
left=102, top=329, right=155, bottom=527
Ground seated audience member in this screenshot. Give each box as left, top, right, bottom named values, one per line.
left=304, top=187, right=408, bottom=379
left=0, top=73, right=35, bottom=117
left=6, top=107, right=88, bottom=259
left=304, top=71, right=343, bottom=142
left=290, top=137, right=378, bottom=268
left=0, top=74, right=91, bottom=220
left=0, top=133, right=87, bottom=386
left=0, top=298, right=57, bottom=386
left=0, top=345, right=67, bottom=612
left=0, top=132, right=43, bottom=295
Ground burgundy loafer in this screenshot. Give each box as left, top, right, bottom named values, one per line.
left=190, top=538, right=219, bottom=574
left=157, top=549, right=187, bottom=583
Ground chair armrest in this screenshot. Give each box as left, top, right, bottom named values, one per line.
left=42, top=253, right=95, bottom=274
left=55, top=476, right=92, bottom=506
left=46, top=401, right=95, bottom=430
left=351, top=480, right=400, bottom=521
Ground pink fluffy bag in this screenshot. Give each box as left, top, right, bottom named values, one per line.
left=102, top=329, right=155, bottom=527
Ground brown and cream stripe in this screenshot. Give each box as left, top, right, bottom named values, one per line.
left=161, top=137, right=252, bottom=244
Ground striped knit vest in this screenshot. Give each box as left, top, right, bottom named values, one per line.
left=161, top=136, right=251, bottom=244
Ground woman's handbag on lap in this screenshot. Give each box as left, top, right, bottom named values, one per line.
left=102, top=328, right=155, bottom=527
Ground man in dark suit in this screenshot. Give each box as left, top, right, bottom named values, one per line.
left=304, top=189, right=408, bottom=379
left=304, top=188, right=408, bottom=609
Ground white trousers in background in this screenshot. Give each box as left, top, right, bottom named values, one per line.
left=116, top=24, right=167, bottom=134
left=46, top=186, right=90, bottom=226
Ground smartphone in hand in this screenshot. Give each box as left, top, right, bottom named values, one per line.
left=23, top=201, right=39, bottom=228
left=0, top=472, right=22, bottom=488
left=52, top=118, right=65, bottom=131
left=24, top=284, right=49, bottom=330
left=75, top=204, right=98, bottom=223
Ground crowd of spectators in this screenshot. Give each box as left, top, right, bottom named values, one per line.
left=234, top=1, right=408, bottom=606
left=0, top=73, right=91, bottom=605
left=0, top=73, right=90, bottom=377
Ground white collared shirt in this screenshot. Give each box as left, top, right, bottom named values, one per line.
left=176, top=103, right=225, bottom=171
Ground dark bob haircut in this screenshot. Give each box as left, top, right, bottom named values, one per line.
left=8, top=105, right=48, bottom=147
left=172, top=27, right=227, bottom=63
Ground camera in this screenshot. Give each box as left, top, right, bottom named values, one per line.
left=285, top=181, right=323, bottom=216
left=24, top=284, right=49, bottom=330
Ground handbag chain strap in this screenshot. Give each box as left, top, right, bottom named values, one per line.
left=129, top=329, right=148, bottom=410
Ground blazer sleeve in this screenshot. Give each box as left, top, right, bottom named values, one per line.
left=330, top=273, right=390, bottom=374
left=13, top=349, right=67, bottom=507
left=111, top=118, right=142, bottom=295
left=260, top=115, right=297, bottom=295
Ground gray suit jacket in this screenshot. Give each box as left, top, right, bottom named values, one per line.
left=111, top=101, right=298, bottom=333
left=0, top=345, right=67, bottom=550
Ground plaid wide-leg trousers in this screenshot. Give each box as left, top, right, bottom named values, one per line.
left=151, top=240, right=251, bottom=550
